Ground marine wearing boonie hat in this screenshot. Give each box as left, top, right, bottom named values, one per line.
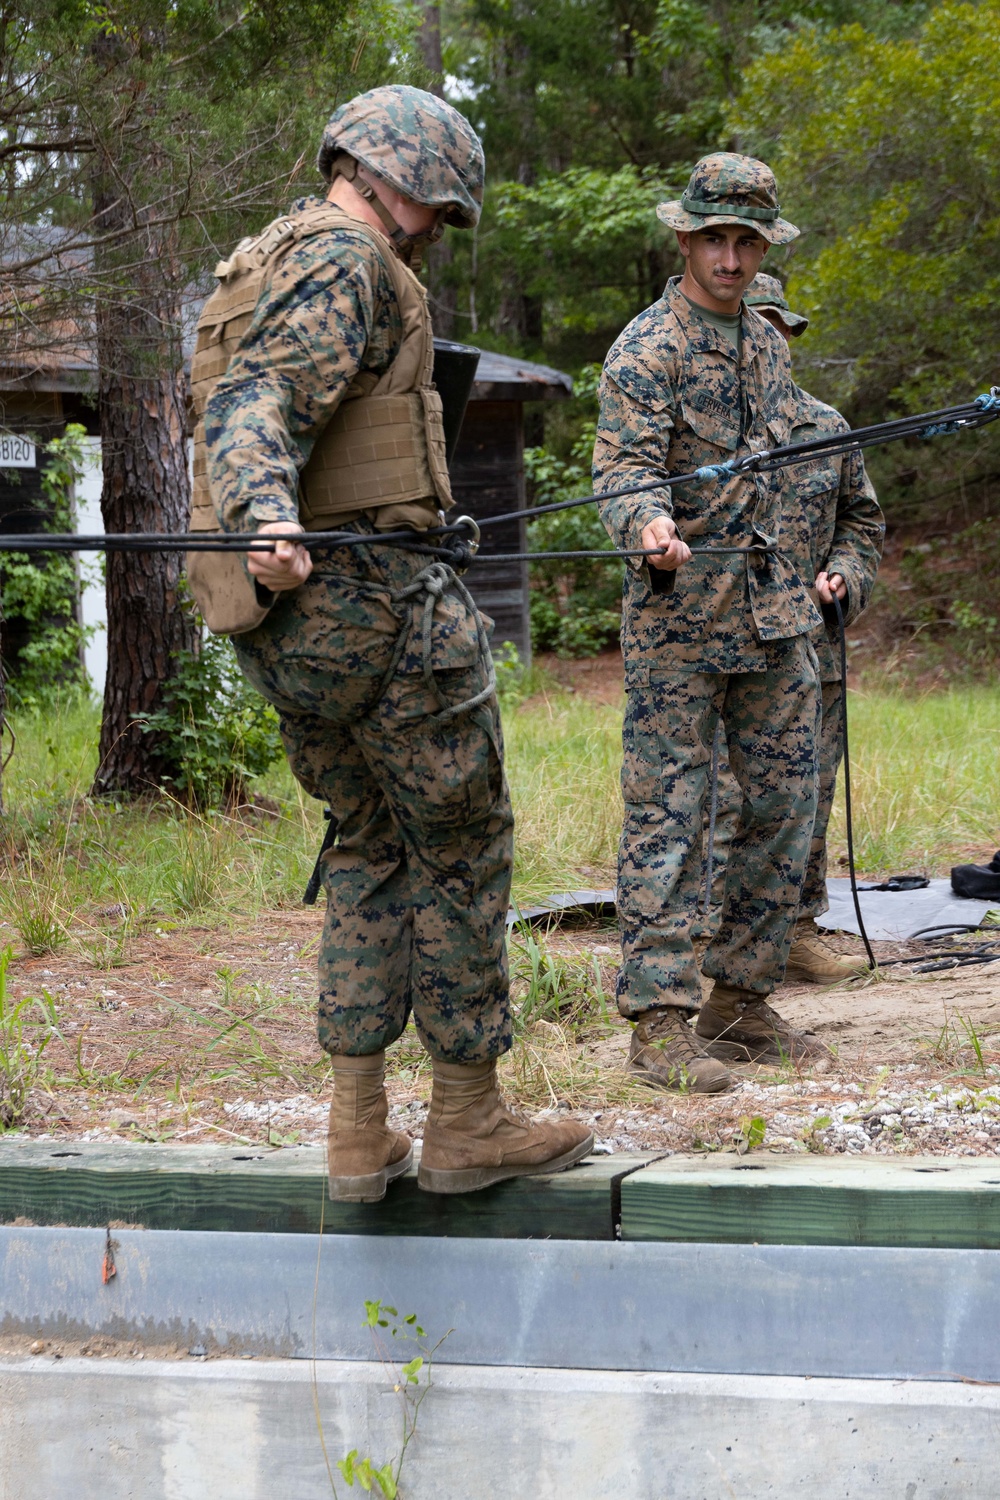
left=744, top=272, right=810, bottom=336
left=657, top=153, right=799, bottom=245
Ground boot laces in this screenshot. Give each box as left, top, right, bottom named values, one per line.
left=737, top=997, right=792, bottom=1036
left=496, top=1090, right=535, bottom=1129
left=645, top=1009, right=705, bottom=1060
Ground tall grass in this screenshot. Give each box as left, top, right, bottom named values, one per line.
left=837, top=684, right=1000, bottom=872
left=1, top=682, right=998, bottom=941
left=503, top=693, right=623, bottom=899
left=1, top=697, right=320, bottom=941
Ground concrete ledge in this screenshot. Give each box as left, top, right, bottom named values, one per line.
left=2, top=1357, right=997, bottom=1499
left=4, top=1226, right=1000, bottom=1381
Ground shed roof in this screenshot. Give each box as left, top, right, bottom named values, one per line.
left=0, top=345, right=575, bottom=404
left=470, top=350, right=573, bottom=403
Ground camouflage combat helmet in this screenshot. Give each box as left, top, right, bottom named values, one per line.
left=318, top=85, right=484, bottom=230
left=744, top=272, right=809, bottom=335
left=657, top=154, right=798, bottom=245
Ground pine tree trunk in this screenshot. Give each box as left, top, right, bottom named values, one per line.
left=91, top=179, right=197, bottom=798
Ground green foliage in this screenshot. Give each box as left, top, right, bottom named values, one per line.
left=525, top=364, right=623, bottom=657
left=733, top=1, right=1000, bottom=418
left=493, top=641, right=528, bottom=706
left=336, top=1451, right=397, bottom=1498
left=138, top=632, right=283, bottom=809
left=0, top=853, right=70, bottom=956
left=507, top=925, right=614, bottom=1038
left=435, top=0, right=927, bottom=363
left=0, top=0, right=426, bottom=302
left=337, top=1302, right=443, bottom=1500
left=886, top=518, right=1000, bottom=671
left=0, top=945, right=61, bottom=1130
left=491, top=165, right=674, bottom=336
left=735, top=1114, right=767, bottom=1153
left=0, top=424, right=92, bottom=711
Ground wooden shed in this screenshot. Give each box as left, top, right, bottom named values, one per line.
left=449, top=350, right=572, bottom=666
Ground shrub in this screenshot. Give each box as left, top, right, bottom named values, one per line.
left=0, top=424, right=93, bottom=710
left=139, top=631, right=283, bottom=808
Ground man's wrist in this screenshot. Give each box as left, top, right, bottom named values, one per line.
left=630, top=499, right=673, bottom=551
left=249, top=501, right=301, bottom=529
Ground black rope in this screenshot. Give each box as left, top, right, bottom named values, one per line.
left=302, top=810, right=338, bottom=906
left=2, top=388, right=997, bottom=560
left=480, top=388, right=1000, bottom=530
left=0, top=534, right=778, bottom=563
left=832, top=592, right=878, bottom=972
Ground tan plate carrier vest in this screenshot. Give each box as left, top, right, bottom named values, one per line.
left=187, top=203, right=453, bottom=635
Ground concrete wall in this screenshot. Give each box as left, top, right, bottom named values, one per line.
left=1, top=1357, right=997, bottom=1499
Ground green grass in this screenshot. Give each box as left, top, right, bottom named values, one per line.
left=839, top=684, right=1000, bottom=873
left=0, top=697, right=320, bottom=940
left=1, top=682, right=998, bottom=948
left=504, top=692, right=623, bottom=900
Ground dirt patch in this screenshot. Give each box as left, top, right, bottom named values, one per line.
left=532, top=648, right=624, bottom=705
left=2, top=909, right=999, bottom=1161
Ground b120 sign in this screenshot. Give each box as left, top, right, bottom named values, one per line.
left=0, top=434, right=36, bottom=467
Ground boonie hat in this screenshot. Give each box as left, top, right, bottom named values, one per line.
left=657, top=153, right=798, bottom=245
left=744, top=272, right=809, bottom=335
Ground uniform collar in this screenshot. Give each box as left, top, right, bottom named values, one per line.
left=662, top=276, right=739, bottom=359
left=661, top=277, right=775, bottom=368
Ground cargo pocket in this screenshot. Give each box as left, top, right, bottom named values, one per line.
left=391, top=592, right=504, bottom=835
left=392, top=705, right=503, bottom=846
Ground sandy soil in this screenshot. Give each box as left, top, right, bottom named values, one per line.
left=2, top=648, right=998, bottom=1161
left=2, top=906, right=999, bottom=1161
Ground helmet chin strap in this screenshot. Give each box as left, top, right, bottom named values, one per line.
left=330, top=153, right=445, bottom=271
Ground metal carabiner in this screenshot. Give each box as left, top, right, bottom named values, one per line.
left=451, top=515, right=481, bottom=555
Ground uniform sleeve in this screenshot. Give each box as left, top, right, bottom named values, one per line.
left=204, top=236, right=388, bottom=531
left=821, top=447, right=885, bottom=628
left=592, top=340, right=677, bottom=559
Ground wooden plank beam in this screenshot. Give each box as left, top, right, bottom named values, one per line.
left=0, top=1142, right=655, bottom=1240
left=620, top=1154, right=1000, bottom=1248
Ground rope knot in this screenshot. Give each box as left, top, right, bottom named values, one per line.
left=692, top=460, right=738, bottom=483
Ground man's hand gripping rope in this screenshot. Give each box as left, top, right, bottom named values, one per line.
left=2, top=388, right=998, bottom=567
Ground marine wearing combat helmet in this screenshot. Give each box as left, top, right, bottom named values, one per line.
left=200, top=85, right=593, bottom=1198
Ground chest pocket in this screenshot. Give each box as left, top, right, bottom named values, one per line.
left=794, top=463, right=839, bottom=519
left=678, top=357, right=741, bottom=454
left=679, top=395, right=740, bottom=454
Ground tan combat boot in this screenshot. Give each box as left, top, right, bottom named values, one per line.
left=327, top=1052, right=413, bottom=1203
left=628, top=1007, right=733, bottom=1094
left=418, top=1059, right=594, bottom=1195
left=696, top=981, right=827, bottom=1063
left=785, top=918, right=869, bottom=984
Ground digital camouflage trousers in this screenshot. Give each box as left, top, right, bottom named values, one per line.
left=617, top=636, right=820, bottom=1017
left=700, top=678, right=843, bottom=926
left=233, top=527, right=514, bottom=1062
